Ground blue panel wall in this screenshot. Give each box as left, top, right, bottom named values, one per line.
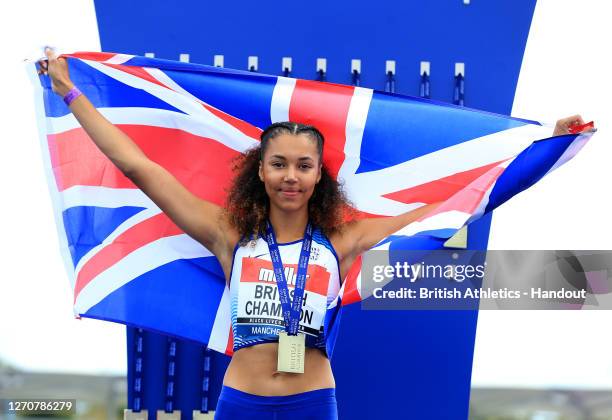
left=94, top=0, right=535, bottom=114
left=95, top=1, right=537, bottom=418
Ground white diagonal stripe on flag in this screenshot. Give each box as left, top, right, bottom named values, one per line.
left=73, top=207, right=163, bottom=277
left=60, top=185, right=157, bottom=210
left=75, top=234, right=213, bottom=312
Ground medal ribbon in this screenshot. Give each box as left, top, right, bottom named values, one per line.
left=264, top=220, right=313, bottom=336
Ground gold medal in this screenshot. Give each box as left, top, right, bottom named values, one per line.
left=277, top=331, right=305, bottom=373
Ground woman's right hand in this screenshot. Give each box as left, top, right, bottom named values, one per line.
left=37, top=47, right=74, bottom=96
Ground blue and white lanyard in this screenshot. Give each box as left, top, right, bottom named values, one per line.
left=264, top=220, right=313, bottom=336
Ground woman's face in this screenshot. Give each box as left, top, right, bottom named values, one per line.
left=258, top=133, right=322, bottom=214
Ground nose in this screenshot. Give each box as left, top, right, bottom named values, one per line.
left=284, top=166, right=298, bottom=182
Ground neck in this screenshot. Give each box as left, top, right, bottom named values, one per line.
left=268, top=205, right=309, bottom=243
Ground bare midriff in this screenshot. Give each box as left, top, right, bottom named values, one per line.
left=222, top=342, right=335, bottom=396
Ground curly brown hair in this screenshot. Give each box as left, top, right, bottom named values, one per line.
left=225, top=122, right=354, bottom=243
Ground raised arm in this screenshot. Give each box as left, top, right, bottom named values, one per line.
left=331, top=202, right=441, bottom=280
left=39, top=48, right=238, bottom=264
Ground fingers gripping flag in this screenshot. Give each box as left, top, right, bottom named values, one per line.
left=28, top=52, right=595, bottom=356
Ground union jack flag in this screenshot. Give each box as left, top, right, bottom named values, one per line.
left=28, top=52, right=594, bottom=356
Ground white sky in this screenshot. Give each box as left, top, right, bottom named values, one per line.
left=476, top=0, right=612, bottom=389
left=0, top=0, right=611, bottom=388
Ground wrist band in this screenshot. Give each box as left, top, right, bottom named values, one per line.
left=63, top=87, right=82, bottom=106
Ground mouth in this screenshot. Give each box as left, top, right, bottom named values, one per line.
left=279, top=189, right=301, bottom=198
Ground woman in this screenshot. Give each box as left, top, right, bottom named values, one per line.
left=39, top=48, right=585, bottom=419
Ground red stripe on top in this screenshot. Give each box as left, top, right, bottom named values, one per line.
left=48, top=125, right=240, bottom=205
left=419, top=163, right=507, bottom=219
left=74, top=212, right=182, bottom=300
left=62, top=52, right=119, bottom=62
left=64, top=54, right=165, bottom=87
left=288, top=80, right=355, bottom=179
left=201, top=103, right=263, bottom=140
left=103, top=63, right=169, bottom=89
left=383, top=160, right=505, bottom=205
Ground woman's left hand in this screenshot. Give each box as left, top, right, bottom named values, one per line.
left=553, top=115, right=585, bottom=136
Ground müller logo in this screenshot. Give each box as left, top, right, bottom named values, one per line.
left=240, top=258, right=331, bottom=295
left=258, top=267, right=310, bottom=285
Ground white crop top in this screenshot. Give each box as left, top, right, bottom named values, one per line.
left=229, top=228, right=341, bottom=355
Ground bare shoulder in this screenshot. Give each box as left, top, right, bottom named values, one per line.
left=205, top=210, right=241, bottom=284
left=328, top=220, right=362, bottom=263
left=214, top=209, right=241, bottom=260
left=329, top=220, right=367, bottom=284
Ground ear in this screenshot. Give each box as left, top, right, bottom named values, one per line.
left=316, top=163, right=322, bottom=184
left=258, top=160, right=264, bottom=182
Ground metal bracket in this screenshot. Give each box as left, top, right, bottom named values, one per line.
left=385, top=60, right=396, bottom=75
left=455, top=62, right=465, bottom=77
left=124, top=409, right=148, bottom=420
left=282, top=57, right=292, bottom=73
left=248, top=56, right=258, bottom=71
left=420, top=61, right=431, bottom=75
left=316, top=57, right=327, bottom=73
left=193, top=411, right=216, bottom=420
left=213, top=55, right=224, bottom=67
left=156, top=410, right=181, bottom=419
